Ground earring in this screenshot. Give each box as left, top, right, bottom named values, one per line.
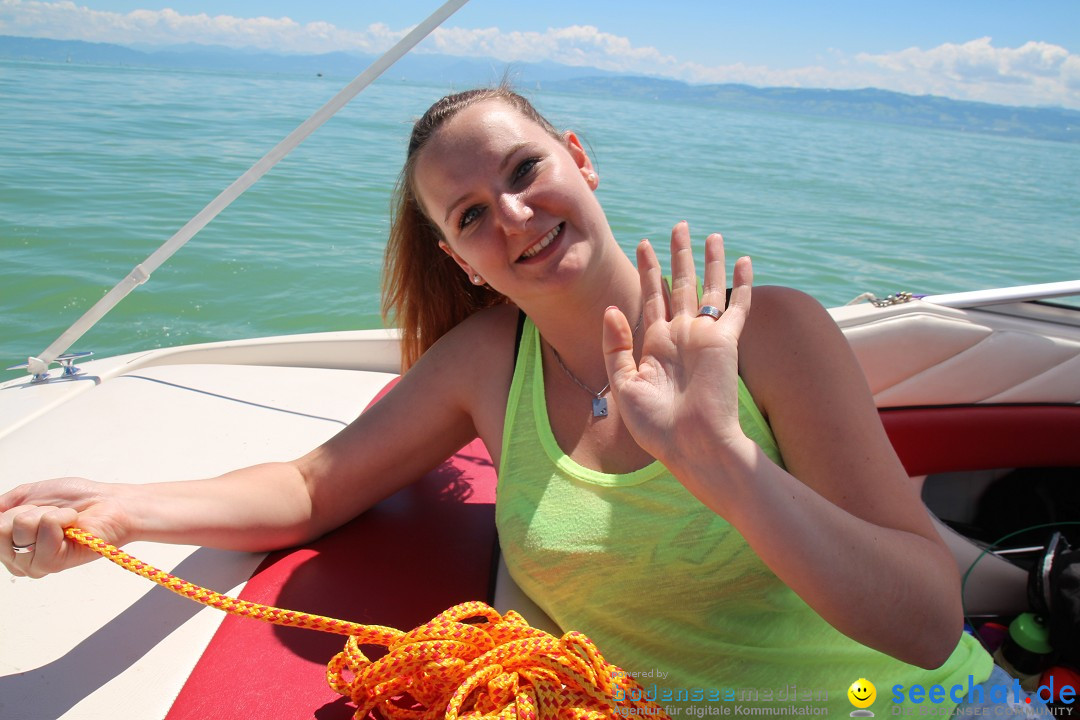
left=472, top=274, right=483, bottom=285
left=587, top=172, right=597, bottom=185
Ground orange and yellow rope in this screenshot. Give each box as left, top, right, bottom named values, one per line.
left=65, top=527, right=671, bottom=720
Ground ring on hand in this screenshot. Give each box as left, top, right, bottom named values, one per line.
left=11, top=543, right=36, bottom=555
left=697, top=305, right=722, bottom=320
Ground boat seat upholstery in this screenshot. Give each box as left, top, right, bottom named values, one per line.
left=833, top=303, right=1080, bottom=407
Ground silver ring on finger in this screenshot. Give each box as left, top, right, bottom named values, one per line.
left=697, top=305, right=722, bottom=320
left=11, top=543, right=36, bottom=554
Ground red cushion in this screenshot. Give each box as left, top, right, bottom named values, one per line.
left=880, top=404, right=1080, bottom=476
left=166, top=379, right=497, bottom=720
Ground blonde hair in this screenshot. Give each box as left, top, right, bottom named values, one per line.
left=382, top=87, right=562, bottom=371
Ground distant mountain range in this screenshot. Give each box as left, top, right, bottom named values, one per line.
left=3, top=35, right=1078, bottom=143
left=0, top=34, right=615, bottom=85
left=545, top=76, right=1080, bottom=144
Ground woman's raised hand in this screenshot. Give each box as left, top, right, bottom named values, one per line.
left=602, top=221, right=753, bottom=478
left=0, top=477, right=131, bottom=578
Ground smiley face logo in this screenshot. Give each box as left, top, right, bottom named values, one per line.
left=848, top=678, right=876, bottom=710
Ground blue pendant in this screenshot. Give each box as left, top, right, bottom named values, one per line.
left=592, top=396, right=608, bottom=417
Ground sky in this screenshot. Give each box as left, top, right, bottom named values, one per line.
left=2, top=0, right=1079, bottom=109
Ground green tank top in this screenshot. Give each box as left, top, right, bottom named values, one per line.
left=496, top=317, right=992, bottom=715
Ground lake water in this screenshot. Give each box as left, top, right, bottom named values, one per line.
left=1, top=59, right=1078, bottom=382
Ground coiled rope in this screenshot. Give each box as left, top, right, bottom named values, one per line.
left=65, top=527, right=671, bottom=720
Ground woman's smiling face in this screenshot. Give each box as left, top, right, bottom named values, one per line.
left=412, top=99, right=609, bottom=302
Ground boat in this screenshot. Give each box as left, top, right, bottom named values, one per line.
left=3, top=280, right=1078, bottom=719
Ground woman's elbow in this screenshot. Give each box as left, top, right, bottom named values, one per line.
left=907, top=605, right=965, bottom=670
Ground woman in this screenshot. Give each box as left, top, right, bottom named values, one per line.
left=2, top=87, right=1001, bottom=715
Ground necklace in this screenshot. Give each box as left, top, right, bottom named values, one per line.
left=550, top=313, right=642, bottom=418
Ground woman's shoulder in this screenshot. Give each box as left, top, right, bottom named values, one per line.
left=746, top=284, right=826, bottom=323
left=739, top=285, right=855, bottom=408
left=419, top=303, right=522, bottom=448
left=414, top=302, right=523, bottom=397
left=741, top=285, right=837, bottom=355
left=440, top=303, right=522, bottom=350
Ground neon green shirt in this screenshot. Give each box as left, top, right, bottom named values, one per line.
left=496, top=317, right=992, bottom=716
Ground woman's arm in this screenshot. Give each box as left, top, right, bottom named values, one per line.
left=603, top=223, right=961, bottom=669
left=709, top=285, right=962, bottom=668
left=1, top=311, right=506, bottom=578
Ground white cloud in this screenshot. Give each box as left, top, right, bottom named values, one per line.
left=659, top=38, right=1080, bottom=109
left=852, top=37, right=1080, bottom=108
left=0, top=0, right=401, bottom=52
left=2, top=1, right=1078, bottom=109
left=428, top=24, right=679, bottom=74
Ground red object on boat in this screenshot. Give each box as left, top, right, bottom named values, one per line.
left=165, top=380, right=499, bottom=719
left=879, top=404, right=1080, bottom=476
left=1038, top=666, right=1080, bottom=705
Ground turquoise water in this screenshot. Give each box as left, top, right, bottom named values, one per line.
left=2, top=59, right=1078, bottom=382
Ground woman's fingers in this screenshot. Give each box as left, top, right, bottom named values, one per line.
left=721, top=255, right=754, bottom=339
left=619, top=223, right=751, bottom=376
left=669, top=221, right=699, bottom=317
left=31, top=507, right=77, bottom=577
left=636, top=239, right=667, bottom=328
left=5, top=504, right=46, bottom=576
left=3, top=504, right=77, bottom=578
left=670, top=223, right=741, bottom=321
left=700, top=233, right=728, bottom=313
left=602, top=305, right=638, bottom=390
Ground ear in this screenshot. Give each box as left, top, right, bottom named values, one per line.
left=564, top=131, right=597, bottom=189
left=438, top=239, right=477, bottom=279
